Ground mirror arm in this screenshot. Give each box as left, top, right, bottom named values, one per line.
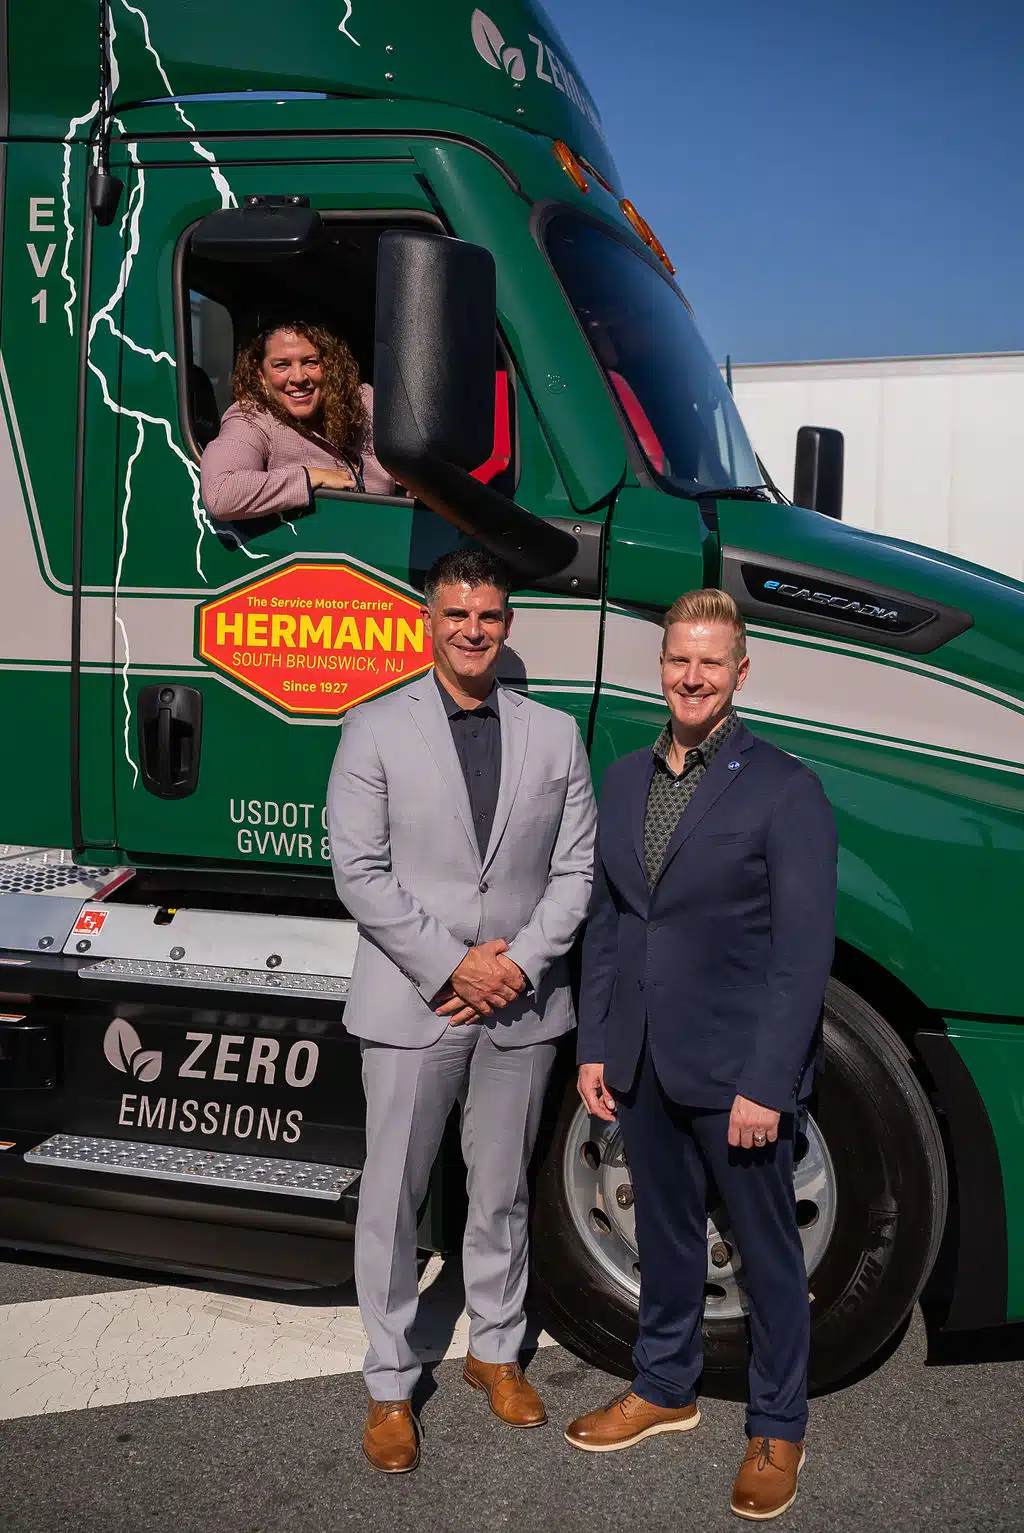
left=380, top=450, right=579, bottom=585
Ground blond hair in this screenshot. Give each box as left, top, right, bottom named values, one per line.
left=662, top=588, right=746, bottom=660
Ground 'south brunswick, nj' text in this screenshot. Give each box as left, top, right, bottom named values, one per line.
left=198, top=563, right=434, bottom=718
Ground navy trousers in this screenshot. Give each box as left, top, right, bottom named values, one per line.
left=616, top=1041, right=810, bottom=1441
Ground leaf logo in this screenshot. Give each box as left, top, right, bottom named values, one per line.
left=501, top=45, right=526, bottom=83
left=132, top=1050, right=163, bottom=1083
left=471, top=10, right=525, bottom=81
left=471, top=9, right=506, bottom=70
left=103, top=1018, right=163, bottom=1082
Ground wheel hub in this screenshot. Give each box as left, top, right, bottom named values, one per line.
left=562, top=1105, right=838, bottom=1321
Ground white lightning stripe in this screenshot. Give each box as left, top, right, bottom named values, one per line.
left=84, top=109, right=261, bottom=586
left=99, top=315, right=175, bottom=366
left=87, top=358, right=211, bottom=572
left=117, top=172, right=142, bottom=239
left=95, top=127, right=176, bottom=366
left=84, top=122, right=216, bottom=580
left=118, top=0, right=237, bottom=208
left=338, top=2, right=360, bottom=46
left=60, top=14, right=123, bottom=332
left=115, top=419, right=145, bottom=786
left=60, top=104, right=98, bottom=335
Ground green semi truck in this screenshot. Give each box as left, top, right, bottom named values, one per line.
left=0, top=0, right=1020, bottom=1393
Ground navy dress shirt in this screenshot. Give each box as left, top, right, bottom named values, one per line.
left=435, top=672, right=502, bottom=858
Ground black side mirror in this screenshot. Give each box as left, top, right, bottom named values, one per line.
left=373, top=229, right=577, bottom=584
left=375, top=229, right=496, bottom=470
left=190, top=196, right=325, bottom=263
left=794, top=426, right=844, bottom=520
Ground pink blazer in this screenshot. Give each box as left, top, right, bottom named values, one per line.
left=200, top=382, right=397, bottom=520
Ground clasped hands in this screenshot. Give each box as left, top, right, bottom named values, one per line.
left=577, top=1065, right=780, bottom=1148
left=434, top=939, right=526, bottom=1026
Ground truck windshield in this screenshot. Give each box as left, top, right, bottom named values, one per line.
left=546, top=215, right=763, bottom=496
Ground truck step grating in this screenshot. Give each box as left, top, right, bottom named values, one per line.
left=78, top=957, right=350, bottom=998
left=24, top=1133, right=359, bottom=1201
left=0, top=847, right=110, bottom=895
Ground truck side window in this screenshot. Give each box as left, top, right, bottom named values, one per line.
left=546, top=214, right=762, bottom=497
left=180, top=218, right=516, bottom=497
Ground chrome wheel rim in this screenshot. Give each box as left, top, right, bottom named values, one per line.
left=561, top=1104, right=838, bottom=1321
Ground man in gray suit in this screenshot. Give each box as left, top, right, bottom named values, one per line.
left=328, top=548, right=597, bottom=1473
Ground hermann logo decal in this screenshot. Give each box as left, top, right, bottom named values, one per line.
left=197, top=561, right=433, bottom=718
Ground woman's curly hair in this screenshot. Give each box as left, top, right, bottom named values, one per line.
left=232, top=321, right=367, bottom=454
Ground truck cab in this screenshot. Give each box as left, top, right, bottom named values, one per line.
left=0, top=0, right=1021, bottom=1391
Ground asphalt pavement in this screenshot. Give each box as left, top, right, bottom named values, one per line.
left=0, top=1252, right=1020, bottom=1533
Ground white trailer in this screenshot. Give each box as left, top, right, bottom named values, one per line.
left=729, top=352, right=1024, bottom=582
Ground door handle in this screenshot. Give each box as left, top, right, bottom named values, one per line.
left=137, top=684, right=203, bottom=799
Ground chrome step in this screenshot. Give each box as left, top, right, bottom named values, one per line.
left=24, top=1133, right=359, bottom=1201
left=77, top=957, right=350, bottom=999
left=0, top=846, right=110, bottom=896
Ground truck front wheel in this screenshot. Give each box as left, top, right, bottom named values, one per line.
left=529, top=979, right=948, bottom=1393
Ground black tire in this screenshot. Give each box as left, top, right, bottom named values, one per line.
left=529, top=978, right=948, bottom=1393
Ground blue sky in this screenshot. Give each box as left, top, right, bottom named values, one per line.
left=548, top=0, right=1023, bottom=363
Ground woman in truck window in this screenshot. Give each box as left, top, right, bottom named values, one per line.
left=199, top=320, right=397, bottom=520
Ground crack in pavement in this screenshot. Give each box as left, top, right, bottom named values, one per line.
left=0, top=1262, right=557, bottom=1421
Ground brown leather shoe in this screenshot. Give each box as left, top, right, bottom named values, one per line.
left=565, top=1389, right=700, bottom=1452
left=731, top=1437, right=805, bottom=1519
left=463, top=1354, right=547, bottom=1427
left=362, top=1400, right=419, bottom=1473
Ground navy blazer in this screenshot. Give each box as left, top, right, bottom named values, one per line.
left=578, top=721, right=837, bottom=1112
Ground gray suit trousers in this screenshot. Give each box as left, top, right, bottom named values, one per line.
left=357, top=1025, right=556, bottom=1401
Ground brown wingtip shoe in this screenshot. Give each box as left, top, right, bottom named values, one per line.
left=731, top=1437, right=805, bottom=1519
left=565, top=1389, right=700, bottom=1452
left=463, top=1354, right=547, bottom=1427
left=363, top=1400, right=419, bottom=1473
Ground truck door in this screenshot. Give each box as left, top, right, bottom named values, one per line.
left=87, top=142, right=488, bottom=869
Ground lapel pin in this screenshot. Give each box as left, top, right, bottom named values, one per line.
left=728, top=760, right=741, bottom=770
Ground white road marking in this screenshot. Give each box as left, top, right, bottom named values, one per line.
left=0, top=1257, right=555, bottom=1420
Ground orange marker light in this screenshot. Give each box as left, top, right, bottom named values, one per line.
left=619, top=198, right=676, bottom=275
left=552, top=140, right=589, bottom=193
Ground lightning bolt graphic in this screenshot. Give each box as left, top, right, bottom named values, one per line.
left=115, top=419, right=146, bottom=785
left=87, top=120, right=217, bottom=579
left=61, top=105, right=98, bottom=336
left=118, top=0, right=237, bottom=208
left=56, top=3, right=263, bottom=785
left=338, top=2, right=360, bottom=46
left=60, top=14, right=120, bottom=333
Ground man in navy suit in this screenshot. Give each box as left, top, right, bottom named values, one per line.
left=564, top=589, right=837, bottom=1522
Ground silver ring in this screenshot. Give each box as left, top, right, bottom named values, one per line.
left=753, top=1133, right=767, bottom=1146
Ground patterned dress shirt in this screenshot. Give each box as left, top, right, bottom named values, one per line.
left=643, top=710, right=741, bottom=887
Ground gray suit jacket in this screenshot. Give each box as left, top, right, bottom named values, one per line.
left=328, top=674, right=597, bottom=1048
